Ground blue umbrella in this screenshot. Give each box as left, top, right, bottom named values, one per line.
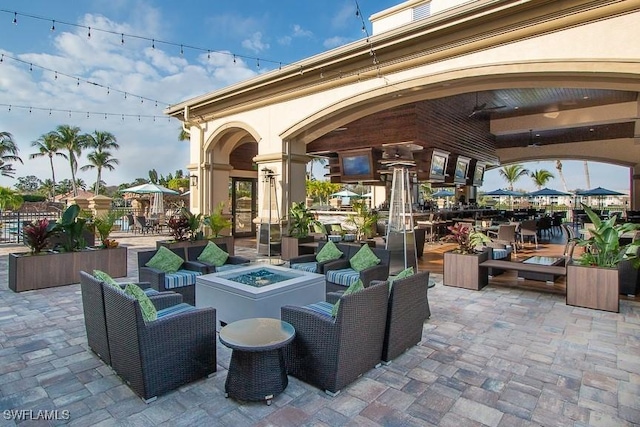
left=431, top=190, right=455, bottom=197
left=575, top=187, right=623, bottom=196
left=484, top=188, right=523, bottom=196
left=527, top=187, right=571, bottom=197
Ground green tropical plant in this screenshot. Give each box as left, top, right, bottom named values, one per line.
left=530, top=169, right=555, bottom=189
left=344, top=199, right=378, bottom=241
left=287, top=201, right=320, bottom=238
left=49, top=125, right=89, bottom=197
left=203, top=202, right=232, bottom=237
left=0, top=186, right=24, bottom=212
left=0, top=131, right=23, bottom=178
left=574, top=204, right=640, bottom=268
left=30, top=132, right=67, bottom=198
left=181, top=207, right=204, bottom=241
left=22, top=218, right=58, bottom=254
left=93, top=210, right=121, bottom=248
left=52, top=204, right=92, bottom=252
left=167, top=216, right=190, bottom=241
left=443, top=223, right=491, bottom=254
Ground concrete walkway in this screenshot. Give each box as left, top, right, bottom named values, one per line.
left=0, top=233, right=638, bottom=426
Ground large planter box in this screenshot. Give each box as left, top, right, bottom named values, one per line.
left=566, top=264, right=619, bottom=312
left=8, top=247, right=127, bottom=292
left=280, top=236, right=315, bottom=261
left=443, top=250, right=489, bottom=290
left=157, top=237, right=235, bottom=256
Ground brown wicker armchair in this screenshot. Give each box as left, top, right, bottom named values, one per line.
left=137, top=247, right=207, bottom=305
left=323, top=246, right=390, bottom=294
left=281, top=281, right=388, bottom=396
left=102, top=283, right=217, bottom=402
left=185, top=243, right=250, bottom=274
left=79, top=271, right=182, bottom=366
left=377, top=271, right=431, bottom=363
left=289, top=242, right=351, bottom=274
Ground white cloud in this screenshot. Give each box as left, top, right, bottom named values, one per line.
left=292, top=25, right=313, bottom=38
left=241, top=32, right=269, bottom=54
left=332, top=3, right=357, bottom=29
left=323, top=36, right=351, bottom=49
left=0, top=11, right=257, bottom=189
left=278, top=36, right=292, bottom=46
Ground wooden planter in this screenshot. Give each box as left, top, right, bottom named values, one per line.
left=8, top=247, right=127, bottom=292
left=280, top=236, right=315, bottom=261
left=156, top=236, right=235, bottom=256
left=566, top=264, right=619, bottom=312
left=443, top=250, right=489, bottom=290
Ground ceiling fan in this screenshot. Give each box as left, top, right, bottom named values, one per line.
left=468, top=92, right=507, bottom=117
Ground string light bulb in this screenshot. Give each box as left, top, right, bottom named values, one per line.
left=51, top=20, right=55, bottom=31
left=1, top=54, right=4, bottom=63
left=180, top=44, right=184, bottom=56
left=121, top=33, right=124, bottom=44
left=13, top=12, right=17, bottom=24
left=29, top=63, right=32, bottom=72
left=87, top=27, right=91, bottom=38
left=152, top=39, right=155, bottom=49
left=257, top=58, right=260, bottom=68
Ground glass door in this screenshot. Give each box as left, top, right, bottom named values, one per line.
left=231, top=178, right=257, bottom=237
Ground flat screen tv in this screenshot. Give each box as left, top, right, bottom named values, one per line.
left=472, top=163, right=485, bottom=186
left=428, top=149, right=449, bottom=182
left=339, top=149, right=378, bottom=182
left=447, top=155, right=470, bottom=184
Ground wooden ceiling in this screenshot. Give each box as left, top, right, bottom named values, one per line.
left=306, top=88, right=639, bottom=164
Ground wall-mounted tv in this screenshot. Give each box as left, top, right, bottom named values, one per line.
left=472, top=162, right=486, bottom=186
left=446, top=155, right=470, bottom=185
left=425, top=149, right=449, bottom=182
left=339, top=148, right=381, bottom=182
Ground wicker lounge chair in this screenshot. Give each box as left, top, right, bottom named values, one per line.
left=137, top=248, right=207, bottom=305
left=102, top=283, right=217, bottom=402
left=281, top=281, right=388, bottom=396
left=79, top=271, right=183, bottom=366
left=185, top=243, right=250, bottom=274
left=289, top=242, right=351, bottom=274
left=323, top=246, right=390, bottom=293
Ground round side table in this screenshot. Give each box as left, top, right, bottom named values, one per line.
left=219, top=317, right=295, bottom=405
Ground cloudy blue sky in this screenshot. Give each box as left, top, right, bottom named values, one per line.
left=0, top=0, right=630, bottom=194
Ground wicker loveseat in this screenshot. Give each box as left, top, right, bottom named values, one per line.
left=102, top=282, right=217, bottom=402
left=281, top=281, right=388, bottom=396
left=289, top=242, right=352, bottom=274
left=185, top=243, right=250, bottom=274
left=137, top=248, right=207, bottom=305
left=79, top=271, right=182, bottom=366
left=323, top=246, right=390, bottom=293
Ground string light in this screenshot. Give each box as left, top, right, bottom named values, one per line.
left=51, top=20, right=55, bottom=31
left=0, top=53, right=169, bottom=106
left=353, top=0, right=380, bottom=68
left=180, top=44, right=183, bottom=56
left=152, top=39, right=155, bottom=49
left=1, top=9, right=286, bottom=69
left=0, top=103, right=170, bottom=122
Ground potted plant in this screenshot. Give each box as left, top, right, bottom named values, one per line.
left=442, top=223, right=492, bottom=290
left=344, top=200, right=378, bottom=242
left=566, top=204, right=639, bottom=312
left=281, top=202, right=320, bottom=260
left=203, top=202, right=235, bottom=255
left=9, top=205, right=127, bottom=292
left=93, top=210, right=121, bottom=248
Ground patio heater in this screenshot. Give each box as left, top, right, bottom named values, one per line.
left=384, top=160, right=418, bottom=275
left=258, top=168, right=281, bottom=259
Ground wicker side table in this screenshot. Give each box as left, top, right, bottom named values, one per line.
left=219, top=317, right=295, bottom=405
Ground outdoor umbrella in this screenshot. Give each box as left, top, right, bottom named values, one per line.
left=527, top=187, right=571, bottom=208
left=483, top=188, right=523, bottom=197
left=431, top=189, right=455, bottom=197
left=575, top=186, right=624, bottom=209
left=330, top=190, right=360, bottom=198
left=122, top=183, right=180, bottom=215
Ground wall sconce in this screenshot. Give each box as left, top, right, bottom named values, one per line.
left=190, top=175, right=198, bottom=187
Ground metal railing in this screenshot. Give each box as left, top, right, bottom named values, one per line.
left=0, top=211, right=63, bottom=244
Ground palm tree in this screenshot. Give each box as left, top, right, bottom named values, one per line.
left=530, top=169, right=555, bottom=190
left=307, top=156, right=327, bottom=180
left=499, top=164, right=529, bottom=191
left=178, top=128, right=189, bottom=141
left=555, top=160, right=568, bottom=192
left=81, top=151, right=120, bottom=195
left=0, top=131, right=24, bottom=178
left=49, top=125, right=88, bottom=197
left=82, top=131, right=119, bottom=195
left=0, top=186, right=23, bottom=212
left=583, top=160, right=591, bottom=189
left=30, top=132, right=67, bottom=199
left=39, top=179, right=56, bottom=199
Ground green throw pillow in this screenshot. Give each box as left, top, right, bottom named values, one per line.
left=316, top=241, right=343, bottom=263
left=331, top=279, right=364, bottom=317
left=197, top=242, right=229, bottom=267
left=93, top=270, right=120, bottom=288
left=124, top=283, right=157, bottom=322
left=388, top=266, right=414, bottom=292
left=349, top=244, right=381, bottom=272
left=145, top=246, right=183, bottom=273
